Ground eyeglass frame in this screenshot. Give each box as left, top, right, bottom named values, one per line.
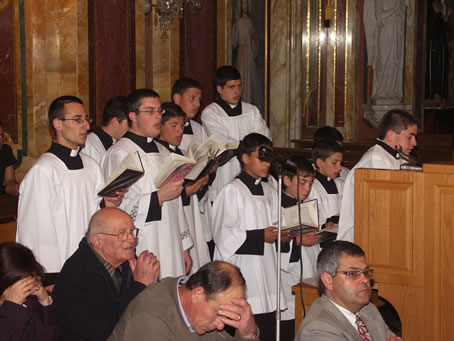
left=335, top=268, right=375, bottom=280
left=96, top=227, right=138, bottom=242
left=59, top=115, right=93, bottom=124
left=136, top=108, right=165, bottom=115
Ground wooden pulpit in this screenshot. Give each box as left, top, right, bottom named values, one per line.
left=354, top=163, right=454, bottom=341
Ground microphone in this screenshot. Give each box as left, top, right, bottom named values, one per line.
left=258, top=146, right=297, bottom=170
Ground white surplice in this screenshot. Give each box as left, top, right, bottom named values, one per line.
left=101, top=135, right=193, bottom=279
left=81, top=132, right=108, bottom=165
left=212, top=176, right=286, bottom=315
left=201, top=101, right=271, bottom=201
left=337, top=141, right=405, bottom=242
left=17, top=150, right=102, bottom=273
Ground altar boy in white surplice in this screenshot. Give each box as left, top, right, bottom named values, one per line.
left=212, top=133, right=288, bottom=341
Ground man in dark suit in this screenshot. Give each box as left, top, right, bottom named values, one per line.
left=296, top=241, right=402, bottom=341
left=53, top=207, right=160, bottom=341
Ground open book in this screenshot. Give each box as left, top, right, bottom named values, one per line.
left=281, top=199, right=320, bottom=234
left=153, top=135, right=239, bottom=188
left=98, top=151, right=144, bottom=197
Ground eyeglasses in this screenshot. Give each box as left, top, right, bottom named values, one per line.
left=137, top=108, right=165, bottom=115
left=335, top=269, right=375, bottom=280
left=97, top=227, right=138, bottom=242
left=60, top=115, right=93, bottom=124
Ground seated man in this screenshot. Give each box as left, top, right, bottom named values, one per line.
left=53, top=208, right=160, bottom=341
left=296, top=240, right=401, bottom=340
left=109, top=261, right=259, bottom=340
left=0, top=122, right=19, bottom=197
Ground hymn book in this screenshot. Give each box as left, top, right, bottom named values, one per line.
left=97, top=151, right=144, bottom=197
left=153, top=135, right=239, bottom=188
left=281, top=199, right=320, bottom=234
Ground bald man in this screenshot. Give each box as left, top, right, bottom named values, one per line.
left=53, top=208, right=160, bottom=341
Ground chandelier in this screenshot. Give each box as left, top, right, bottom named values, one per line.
left=145, top=0, right=203, bottom=40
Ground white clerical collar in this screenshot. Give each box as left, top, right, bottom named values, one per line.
left=328, top=298, right=357, bottom=329
left=254, top=178, right=262, bottom=185
left=70, top=146, right=80, bottom=157
left=184, top=121, right=190, bottom=127
left=147, top=137, right=153, bottom=143
left=229, top=103, right=239, bottom=109
left=169, top=144, right=176, bottom=151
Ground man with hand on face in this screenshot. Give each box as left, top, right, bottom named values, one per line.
left=53, top=208, right=160, bottom=341
left=296, top=240, right=401, bottom=341
left=17, top=96, right=124, bottom=283
left=109, top=261, right=259, bottom=341
left=337, top=109, right=418, bottom=242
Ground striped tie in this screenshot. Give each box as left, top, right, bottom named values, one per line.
left=355, top=315, right=372, bottom=341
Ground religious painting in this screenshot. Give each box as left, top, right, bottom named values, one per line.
left=231, top=0, right=269, bottom=121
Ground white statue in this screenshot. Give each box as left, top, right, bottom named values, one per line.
left=363, top=0, right=413, bottom=101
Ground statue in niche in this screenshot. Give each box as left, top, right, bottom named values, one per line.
left=425, top=0, right=452, bottom=104
left=363, top=0, right=413, bottom=102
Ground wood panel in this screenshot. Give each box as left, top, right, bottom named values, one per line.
left=0, top=2, right=17, bottom=141
left=180, top=1, right=217, bottom=115
left=88, top=0, right=136, bottom=126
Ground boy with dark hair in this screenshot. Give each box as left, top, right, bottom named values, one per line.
left=17, top=95, right=123, bottom=277
left=338, top=109, right=418, bottom=241
left=309, top=141, right=345, bottom=242
left=171, top=77, right=206, bottom=152
left=102, top=89, right=193, bottom=279
left=280, top=155, right=321, bottom=341
left=172, top=78, right=216, bottom=258
left=82, top=96, right=129, bottom=164
left=313, top=126, right=349, bottom=180
left=201, top=65, right=271, bottom=203
left=212, top=133, right=287, bottom=341
left=155, top=102, right=211, bottom=273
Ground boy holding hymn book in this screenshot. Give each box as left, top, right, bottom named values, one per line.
left=280, top=156, right=321, bottom=341
left=155, top=102, right=211, bottom=273
left=307, top=140, right=345, bottom=243
left=212, top=133, right=289, bottom=341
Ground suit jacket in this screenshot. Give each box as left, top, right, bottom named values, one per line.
left=109, top=276, right=259, bottom=341
left=52, top=238, right=146, bottom=341
left=296, top=294, right=393, bottom=341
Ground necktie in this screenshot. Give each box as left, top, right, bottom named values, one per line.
left=113, top=268, right=122, bottom=293
left=355, top=315, right=372, bottom=341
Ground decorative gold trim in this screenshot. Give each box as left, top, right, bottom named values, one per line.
left=305, top=0, right=311, bottom=126
left=344, top=0, right=349, bottom=125
left=317, top=0, right=322, bottom=125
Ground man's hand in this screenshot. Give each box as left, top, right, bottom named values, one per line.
left=1, top=277, right=37, bottom=305
left=218, top=298, right=258, bottom=339
left=5, top=182, right=19, bottom=198
left=104, top=188, right=128, bottom=207
left=31, top=277, right=51, bottom=306
left=264, top=226, right=278, bottom=244
left=184, top=250, right=192, bottom=275
left=129, top=250, right=160, bottom=286
left=387, top=334, right=402, bottom=341
left=295, top=231, right=322, bottom=246
left=280, top=229, right=294, bottom=243
left=184, top=175, right=209, bottom=197
left=157, top=179, right=184, bottom=205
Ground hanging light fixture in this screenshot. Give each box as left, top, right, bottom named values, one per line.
left=145, top=0, right=203, bottom=40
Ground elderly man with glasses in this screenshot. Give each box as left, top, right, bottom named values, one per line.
left=53, top=207, right=160, bottom=341
left=296, top=240, right=401, bottom=341
left=17, top=96, right=125, bottom=285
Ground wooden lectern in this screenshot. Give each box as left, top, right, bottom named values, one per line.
left=354, top=163, right=454, bottom=341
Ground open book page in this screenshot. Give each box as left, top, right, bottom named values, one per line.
left=281, top=199, right=319, bottom=232
left=314, top=224, right=338, bottom=234
left=184, top=155, right=210, bottom=181
left=98, top=151, right=144, bottom=197
left=153, top=153, right=195, bottom=188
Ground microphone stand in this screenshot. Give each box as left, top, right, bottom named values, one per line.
left=275, top=163, right=283, bottom=341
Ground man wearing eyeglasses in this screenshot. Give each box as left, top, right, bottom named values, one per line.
left=296, top=241, right=402, bottom=341
left=102, top=89, right=193, bottom=280
left=53, top=207, right=160, bottom=341
left=17, top=95, right=124, bottom=284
